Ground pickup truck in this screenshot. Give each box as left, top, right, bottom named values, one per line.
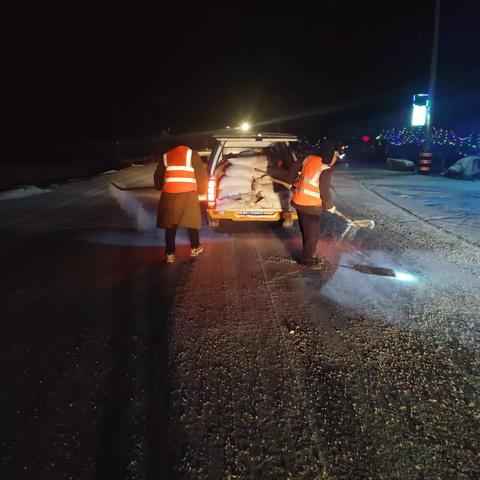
left=206, top=132, right=300, bottom=228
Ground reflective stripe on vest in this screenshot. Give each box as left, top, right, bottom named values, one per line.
left=185, top=148, right=192, bottom=167
left=165, top=166, right=195, bottom=172
left=163, top=146, right=197, bottom=193
left=292, top=155, right=330, bottom=206
left=164, top=177, right=196, bottom=183
left=299, top=174, right=320, bottom=187
left=298, top=187, right=321, bottom=199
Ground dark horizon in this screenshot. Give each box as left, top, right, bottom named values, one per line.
left=4, top=0, right=480, bottom=149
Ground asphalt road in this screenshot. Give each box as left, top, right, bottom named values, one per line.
left=1, top=165, right=479, bottom=479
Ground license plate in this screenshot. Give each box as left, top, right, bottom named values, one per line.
left=237, top=211, right=277, bottom=217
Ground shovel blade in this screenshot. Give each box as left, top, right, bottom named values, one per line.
left=352, top=264, right=396, bottom=277
left=351, top=219, right=375, bottom=229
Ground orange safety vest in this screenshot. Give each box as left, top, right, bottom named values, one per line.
left=292, top=155, right=331, bottom=206
left=162, top=146, right=197, bottom=194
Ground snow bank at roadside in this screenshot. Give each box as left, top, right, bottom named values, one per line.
left=0, top=185, right=50, bottom=201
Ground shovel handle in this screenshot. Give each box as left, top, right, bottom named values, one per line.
left=253, top=169, right=292, bottom=188
left=333, top=209, right=353, bottom=224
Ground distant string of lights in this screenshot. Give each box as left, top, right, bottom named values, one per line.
left=378, top=126, right=480, bottom=155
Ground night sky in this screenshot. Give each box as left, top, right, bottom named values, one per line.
left=5, top=0, right=480, bottom=147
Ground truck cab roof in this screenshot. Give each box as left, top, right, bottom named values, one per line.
left=212, top=132, right=298, bottom=146
left=208, top=133, right=299, bottom=175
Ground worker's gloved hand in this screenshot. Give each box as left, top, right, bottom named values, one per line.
left=326, top=206, right=336, bottom=214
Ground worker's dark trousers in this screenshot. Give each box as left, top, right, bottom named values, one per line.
left=297, top=211, right=320, bottom=261
left=165, top=227, right=200, bottom=255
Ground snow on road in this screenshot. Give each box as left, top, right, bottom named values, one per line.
left=0, top=185, right=49, bottom=201
left=354, top=170, right=480, bottom=245
left=1, top=163, right=479, bottom=479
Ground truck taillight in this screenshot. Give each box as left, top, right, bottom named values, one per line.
left=207, top=177, right=216, bottom=205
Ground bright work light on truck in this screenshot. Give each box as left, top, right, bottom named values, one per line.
left=240, top=122, right=251, bottom=132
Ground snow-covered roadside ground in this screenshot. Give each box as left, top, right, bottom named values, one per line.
left=164, top=168, right=480, bottom=480
left=325, top=168, right=480, bottom=349
left=0, top=185, right=50, bottom=201
left=334, top=167, right=480, bottom=245
left=1, top=164, right=479, bottom=479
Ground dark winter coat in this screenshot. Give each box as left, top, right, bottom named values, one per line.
left=154, top=150, right=207, bottom=229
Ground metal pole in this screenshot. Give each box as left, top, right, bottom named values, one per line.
left=425, top=0, right=441, bottom=151
left=420, top=0, right=441, bottom=173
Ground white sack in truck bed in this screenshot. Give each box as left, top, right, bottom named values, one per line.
left=217, top=189, right=290, bottom=210
left=216, top=152, right=291, bottom=210
left=228, top=154, right=269, bottom=170
left=218, top=176, right=253, bottom=197
left=224, top=165, right=258, bottom=178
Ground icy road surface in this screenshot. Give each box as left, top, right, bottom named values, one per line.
left=0, top=164, right=479, bottom=479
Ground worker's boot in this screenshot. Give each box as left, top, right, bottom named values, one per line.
left=191, top=246, right=204, bottom=257
left=298, top=256, right=323, bottom=270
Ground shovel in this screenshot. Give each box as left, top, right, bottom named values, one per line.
left=339, top=264, right=396, bottom=277
left=332, top=209, right=375, bottom=242
left=111, top=182, right=154, bottom=191
left=253, top=169, right=293, bottom=188
left=253, top=169, right=375, bottom=240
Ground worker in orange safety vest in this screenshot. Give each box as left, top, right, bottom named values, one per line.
left=291, top=142, right=346, bottom=267
left=154, top=144, right=207, bottom=263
